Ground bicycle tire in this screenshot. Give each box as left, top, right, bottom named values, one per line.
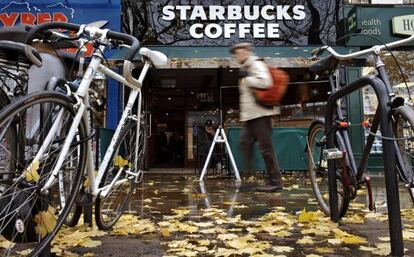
left=307, top=122, right=350, bottom=218
left=0, top=91, right=87, bottom=257
left=95, top=118, right=145, bottom=230
left=394, top=105, right=414, bottom=184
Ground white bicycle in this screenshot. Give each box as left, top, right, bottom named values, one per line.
left=0, top=22, right=167, bottom=256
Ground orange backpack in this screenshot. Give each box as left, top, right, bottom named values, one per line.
left=254, top=66, right=289, bottom=108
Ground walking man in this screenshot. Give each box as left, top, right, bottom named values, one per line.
left=231, top=43, right=283, bottom=192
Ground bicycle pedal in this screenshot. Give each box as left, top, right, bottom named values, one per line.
left=323, top=148, right=343, bottom=160
left=364, top=176, right=375, bottom=212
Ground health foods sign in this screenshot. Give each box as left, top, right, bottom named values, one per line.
left=122, top=0, right=342, bottom=46
left=161, top=5, right=306, bottom=39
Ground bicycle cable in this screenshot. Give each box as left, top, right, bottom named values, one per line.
left=68, top=38, right=93, bottom=80
left=335, top=33, right=412, bottom=102
left=363, top=125, right=414, bottom=141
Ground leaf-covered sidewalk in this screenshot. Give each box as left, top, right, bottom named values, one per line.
left=3, top=173, right=414, bottom=256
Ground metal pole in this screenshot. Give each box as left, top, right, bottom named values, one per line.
left=380, top=102, right=404, bottom=257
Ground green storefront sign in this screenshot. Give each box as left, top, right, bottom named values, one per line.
left=345, top=6, right=414, bottom=46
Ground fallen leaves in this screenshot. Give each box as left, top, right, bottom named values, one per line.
left=112, top=215, right=156, bottom=235
left=297, top=236, right=315, bottom=245
left=272, top=246, right=294, bottom=253
left=34, top=206, right=57, bottom=239
left=113, top=155, right=131, bottom=167
left=298, top=208, right=321, bottom=223
left=0, top=239, right=15, bottom=249
left=23, top=159, right=40, bottom=182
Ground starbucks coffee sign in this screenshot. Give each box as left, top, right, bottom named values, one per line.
left=392, top=14, right=414, bottom=36
left=162, top=5, right=306, bottom=39
left=123, top=0, right=341, bottom=46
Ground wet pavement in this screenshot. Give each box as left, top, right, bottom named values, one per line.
left=63, top=171, right=414, bottom=256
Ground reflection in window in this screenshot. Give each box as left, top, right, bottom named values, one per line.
left=362, top=51, right=414, bottom=153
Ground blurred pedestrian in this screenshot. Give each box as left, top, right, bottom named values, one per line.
left=231, top=43, right=282, bottom=192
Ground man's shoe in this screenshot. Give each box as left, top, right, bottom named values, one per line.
left=256, top=184, right=283, bottom=192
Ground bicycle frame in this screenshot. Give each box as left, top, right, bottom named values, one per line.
left=37, top=44, right=150, bottom=199
left=325, top=71, right=403, bottom=256
left=329, top=55, right=408, bottom=182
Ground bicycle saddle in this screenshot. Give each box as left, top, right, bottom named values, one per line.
left=139, top=47, right=168, bottom=67
left=0, top=40, right=42, bottom=67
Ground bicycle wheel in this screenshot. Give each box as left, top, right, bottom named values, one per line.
left=0, top=91, right=87, bottom=257
left=394, top=106, right=414, bottom=184
left=95, top=118, right=145, bottom=230
left=307, top=122, right=350, bottom=218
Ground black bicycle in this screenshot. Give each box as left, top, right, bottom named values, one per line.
left=307, top=35, right=414, bottom=257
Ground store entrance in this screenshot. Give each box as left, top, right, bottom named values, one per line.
left=147, top=88, right=186, bottom=169
left=145, top=68, right=239, bottom=170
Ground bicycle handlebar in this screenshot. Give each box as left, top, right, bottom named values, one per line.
left=25, top=22, right=139, bottom=61
left=25, top=22, right=81, bottom=44
left=311, top=33, right=414, bottom=60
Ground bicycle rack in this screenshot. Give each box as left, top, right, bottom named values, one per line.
left=325, top=75, right=404, bottom=257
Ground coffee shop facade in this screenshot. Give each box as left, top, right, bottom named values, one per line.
left=116, top=0, right=414, bottom=171
left=2, top=0, right=414, bottom=171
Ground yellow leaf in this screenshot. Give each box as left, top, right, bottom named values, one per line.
left=34, top=206, right=57, bottom=238
left=0, top=240, right=15, bottom=249
left=315, top=247, right=334, bottom=254
left=349, top=202, right=365, bottom=208
left=327, top=239, right=342, bottom=245
left=297, top=236, right=314, bottom=245
left=403, top=230, right=414, bottom=240
left=197, top=240, right=210, bottom=246
left=79, top=238, right=101, bottom=248
left=223, top=201, right=239, bottom=205
left=272, top=246, right=294, bottom=253
left=200, top=228, right=216, bottom=234
left=215, top=247, right=239, bottom=257
left=83, top=253, right=95, bottom=257
left=167, top=239, right=190, bottom=248
left=114, top=155, right=129, bottom=167
left=375, top=243, right=391, bottom=256
left=51, top=245, right=63, bottom=254
left=17, top=249, right=33, bottom=256
left=340, top=234, right=367, bottom=244
left=192, top=222, right=214, bottom=228
left=239, top=247, right=263, bottom=255
left=23, top=160, right=40, bottom=182
left=342, top=214, right=365, bottom=224
left=233, top=204, right=249, bottom=209
left=161, top=228, right=171, bottom=237
left=359, top=245, right=377, bottom=252
left=191, top=193, right=207, bottom=198
left=298, top=208, right=316, bottom=223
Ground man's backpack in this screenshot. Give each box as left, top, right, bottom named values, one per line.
left=254, top=66, right=289, bottom=108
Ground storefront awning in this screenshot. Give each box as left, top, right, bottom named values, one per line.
left=109, top=46, right=360, bottom=68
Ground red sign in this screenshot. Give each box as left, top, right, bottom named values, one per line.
left=0, top=12, right=68, bottom=27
